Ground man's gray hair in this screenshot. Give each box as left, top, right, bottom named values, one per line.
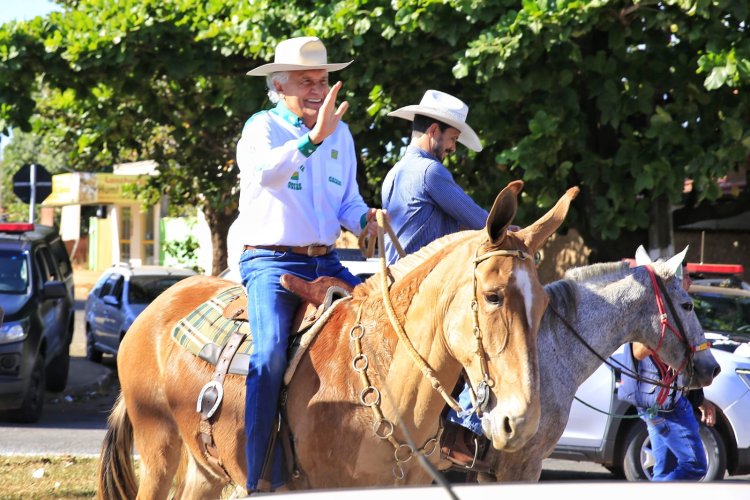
left=266, top=72, right=289, bottom=104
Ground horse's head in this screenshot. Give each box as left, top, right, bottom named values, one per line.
left=447, top=180, right=579, bottom=452
left=633, top=246, right=721, bottom=389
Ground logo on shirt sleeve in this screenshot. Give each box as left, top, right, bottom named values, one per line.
left=331, top=149, right=339, bottom=160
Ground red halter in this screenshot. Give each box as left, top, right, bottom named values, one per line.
left=643, top=265, right=711, bottom=405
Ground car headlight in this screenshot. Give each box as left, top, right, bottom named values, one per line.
left=738, top=369, right=750, bottom=391
left=0, top=319, right=30, bottom=344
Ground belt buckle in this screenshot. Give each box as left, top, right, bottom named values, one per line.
left=307, top=245, right=317, bottom=257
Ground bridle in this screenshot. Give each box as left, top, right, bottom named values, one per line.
left=642, top=265, right=711, bottom=404
left=350, top=211, right=532, bottom=478
left=469, top=246, right=532, bottom=415
left=550, top=264, right=710, bottom=403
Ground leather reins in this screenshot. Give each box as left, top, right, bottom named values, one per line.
left=351, top=211, right=531, bottom=478
left=549, top=265, right=710, bottom=400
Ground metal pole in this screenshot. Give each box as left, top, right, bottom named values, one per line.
left=29, top=163, right=36, bottom=224
left=700, top=230, right=705, bottom=264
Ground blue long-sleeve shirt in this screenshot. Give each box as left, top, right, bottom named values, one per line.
left=381, top=145, right=488, bottom=264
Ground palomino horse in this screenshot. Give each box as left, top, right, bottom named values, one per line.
left=483, top=248, right=721, bottom=482
left=97, top=181, right=579, bottom=499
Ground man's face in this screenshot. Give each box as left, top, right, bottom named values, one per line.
left=276, top=69, right=329, bottom=126
left=682, top=264, right=692, bottom=291
left=430, top=126, right=460, bottom=161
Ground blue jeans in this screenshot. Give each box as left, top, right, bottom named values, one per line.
left=638, top=396, right=707, bottom=481
left=240, top=249, right=361, bottom=491
left=446, top=383, right=483, bottom=435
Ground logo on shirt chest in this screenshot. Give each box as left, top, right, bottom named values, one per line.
left=288, top=170, right=303, bottom=191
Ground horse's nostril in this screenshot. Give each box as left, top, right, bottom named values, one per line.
left=713, top=365, right=722, bottom=378
left=503, top=416, right=513, bottom=436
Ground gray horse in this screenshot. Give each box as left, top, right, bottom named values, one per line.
left=483, top=248, right=720, bottom=482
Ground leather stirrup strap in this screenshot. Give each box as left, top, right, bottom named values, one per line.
left=197, top=328, right=246, bottom=483
left=257, top=414, right=281, bottom=492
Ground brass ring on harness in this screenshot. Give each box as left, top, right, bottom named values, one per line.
left=352, top=354, right=368, bottom=372
left=395, top=443, right=414, bottom=463
left=373, top=418, right=394, bottom=440
left=392, top=463, right=405, bottom=480
left=421, top=438, right=438, bottom=457
left=360, top=386, right=381, bottom=407
left=349, top=324, right=365, bottom=340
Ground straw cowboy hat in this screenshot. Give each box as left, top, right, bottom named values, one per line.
left=388, top=90, right=483, bottom=152
left=247, top=36, right=352, bottom=76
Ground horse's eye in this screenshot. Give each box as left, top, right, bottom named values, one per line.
left=485, top=292, right=504, bottom=307
left=682, top=302, right=694, bottom=312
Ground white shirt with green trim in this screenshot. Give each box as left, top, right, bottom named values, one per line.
left=235, top=102, right=368, bottom=247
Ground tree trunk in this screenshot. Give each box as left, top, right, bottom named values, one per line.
left=648, top=194, right=674, bottom=259
left=202, top=204, right=236, bottom=276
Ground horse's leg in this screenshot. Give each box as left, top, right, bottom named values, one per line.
left=127, top=397, right=183, bottom=499
left=177, top=452, right=230, bottom=499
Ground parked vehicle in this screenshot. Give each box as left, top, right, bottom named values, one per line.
left=0, top=223, right=75, bottom=423
left=84, top=263, right=197, bottom=362
left=550, top=281, right=750, bottom=481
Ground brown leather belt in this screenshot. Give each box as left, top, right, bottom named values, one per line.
left=243, top=244, right=334, bottom=257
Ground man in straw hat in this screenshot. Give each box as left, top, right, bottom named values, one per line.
left=236, top=36, right=378, bottom=492
left=382, top=89, right=491, bottom=472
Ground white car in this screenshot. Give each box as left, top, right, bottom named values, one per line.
left=84, top=263, right=197, bottom=362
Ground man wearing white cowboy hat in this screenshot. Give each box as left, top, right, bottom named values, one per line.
left=382, top=90, right=488, bottom=264
left=381, top=89, right=492, bottom=471
left=235, top=36, right=378, bottom=493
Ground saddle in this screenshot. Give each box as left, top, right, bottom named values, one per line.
left=196, top=273, right=354, bottom=485
left=222, top=274, right=354, bottom=332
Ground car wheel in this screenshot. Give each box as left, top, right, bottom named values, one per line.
left=623, top=422, right=651, bottom=481
left=622, top=419, right=727, bottom=481
left=699, top=425, right=727, bottom=481
left=7, top=356, right=45, bottom=423
left=86, top=325, right=103, bottom=363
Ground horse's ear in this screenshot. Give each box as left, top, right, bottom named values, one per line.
left=634, top=245, right=652, bottom=266
left=516, top=186, right=579, bottom=253
left=665, top=245, right=689, bottom=277
left=485, top=180, right=523, bottom=244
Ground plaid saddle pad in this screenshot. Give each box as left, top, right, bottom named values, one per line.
left=170, top=285, right=254, bottom=376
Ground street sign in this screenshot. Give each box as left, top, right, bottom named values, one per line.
left=12, top=163, right=53, bottom=223
left=13, top=164, right=52, bottom=204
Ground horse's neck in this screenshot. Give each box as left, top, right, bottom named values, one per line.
left=364, top=262, right=464, bottom=438
left=540, top=279, right=648, bottom=389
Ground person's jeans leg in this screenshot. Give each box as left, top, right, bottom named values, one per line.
left=241, top=250, right=303, bottom=491
left=319, top=251, right=362, bottom=288
left=446, top=384, right=483, bottom=435
left=660, top=398, right=707, bottom=480
left=640, top=410, right=671, bottom=480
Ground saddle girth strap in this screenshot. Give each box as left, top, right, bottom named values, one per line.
left=197, top=328, right=247, bottom=483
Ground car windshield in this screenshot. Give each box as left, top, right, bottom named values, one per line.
left=692, top=291, right=750, bottom=335
left=128, top=275, right=186, bottom=304
left=0, top=250, right=29, bottom=294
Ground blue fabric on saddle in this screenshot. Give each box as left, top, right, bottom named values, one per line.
left=170, top=285, right=254, bottom=376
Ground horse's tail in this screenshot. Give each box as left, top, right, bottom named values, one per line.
left=97, top=393, right=138, bottom=500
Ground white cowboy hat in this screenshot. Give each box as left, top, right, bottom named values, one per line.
left=388, top=90, right=482, bottom=152
left=247, top=36, right=352, bottom=76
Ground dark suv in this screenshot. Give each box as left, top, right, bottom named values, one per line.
left=0, top=223, right=75, bottom=423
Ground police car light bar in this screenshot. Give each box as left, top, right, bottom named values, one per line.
left=0, top=223, right=35, bottom=232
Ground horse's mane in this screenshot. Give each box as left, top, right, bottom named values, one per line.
left=355, top=231, right=476, bottom=297
left=544, top=261, right=631, bottom=325
left=562, top=261, right=630, bottom=282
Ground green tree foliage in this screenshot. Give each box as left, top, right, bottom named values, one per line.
left=1, top=1, right=748, bottom=269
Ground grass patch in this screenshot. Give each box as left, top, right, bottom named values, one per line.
left=0, top=455, right=100, bottom=499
